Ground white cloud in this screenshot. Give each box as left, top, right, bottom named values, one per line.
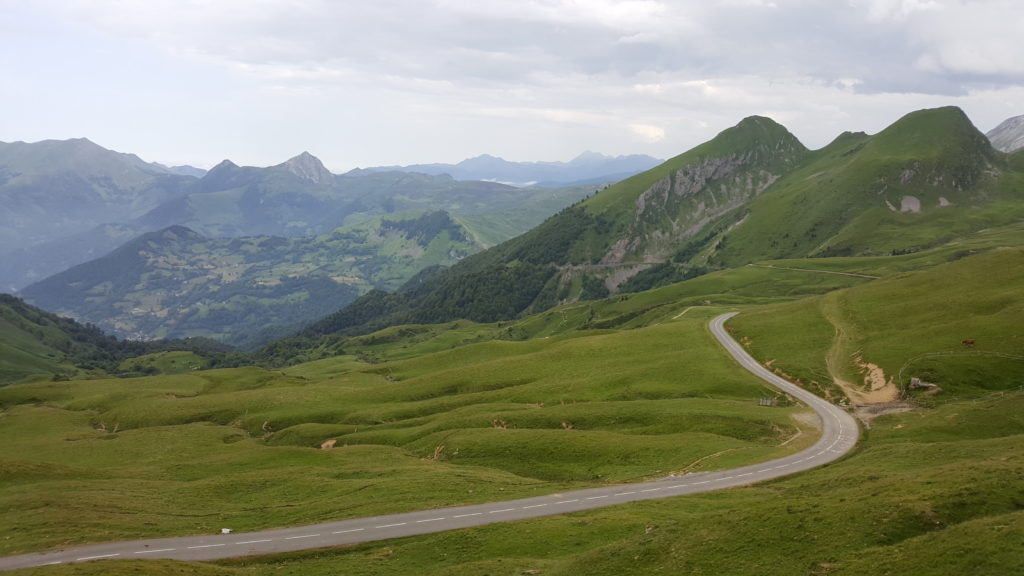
left=3, top=0, right=1022, bottom=169
left=630, top=124, right=667, bottom=142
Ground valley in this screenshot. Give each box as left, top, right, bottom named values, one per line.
left=0, top=106, right=1022, bottom=575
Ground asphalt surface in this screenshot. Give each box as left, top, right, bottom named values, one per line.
left=0, top=312, right=859, bottom=571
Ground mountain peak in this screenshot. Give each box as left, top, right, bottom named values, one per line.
left=986, top=114, right=1024, bottom=153
left=210, top=159, right=238, bottom=171
left=281, top=151, right=334, bottom=184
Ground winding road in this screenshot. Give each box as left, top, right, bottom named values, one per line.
left=0, top=312, right=859, bottom=571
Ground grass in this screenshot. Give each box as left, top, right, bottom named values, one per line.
left=730, top=248, right=1024, bottom=403
left=18, top=390, right=1021, bottom=576
left=0, top=315, right=814, bottom=557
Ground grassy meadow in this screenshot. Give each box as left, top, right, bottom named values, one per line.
left=0, top=314, right=815, bottom=557
left=3, top=230, right=1024, bottom=575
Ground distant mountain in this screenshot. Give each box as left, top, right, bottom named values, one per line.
left=364, top=151, right=663, bottom=187
left=19, top=211, right=486, bottom=348
left=0, top=138, right=199, bottom=288
left=1, top=143, right=594, bottom=291
left=986, top=114, right=1024, bottom=152
left=274, top=106, right=1024, bottom=349
left=155, top=163, right=208, bottom=178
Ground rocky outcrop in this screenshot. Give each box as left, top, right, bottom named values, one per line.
left=602, top=153, right=781, bottom=266
left=986, top=115, right=1024, bottom=153
left=282, top=152, right=335, bottom=185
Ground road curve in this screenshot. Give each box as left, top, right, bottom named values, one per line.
left=0, top=312, right=859, bottom=571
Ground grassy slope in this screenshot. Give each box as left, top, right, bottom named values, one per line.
left=730, top=248, right=1024, bottom=401
left=3, top=251, right=1023, bottom=573
left=21, top=233, right=1019, bottom=576
left=16, top=387, right=1021, bottom=576
left=0, top=315, right=815, bottom=557
left=714, top=107, right=1023, bottom=267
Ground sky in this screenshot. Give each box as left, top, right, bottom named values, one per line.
left=2, top=0, right=1023, bottom=173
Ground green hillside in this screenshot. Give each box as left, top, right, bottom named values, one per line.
left=2, top=107, right=1023, bottom=575
left=708, top=107, right=1021, bottom=266
left=0, top=310, right=817, bottom=557
left=275, top=107, right=1024, bottom=352
left=1, top=244, right=1023, bottom=574
left=20, top=211, right=483, bottom=348
left=0, top=295, right=242, bottom=384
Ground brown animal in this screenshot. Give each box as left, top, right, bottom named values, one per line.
left=961, top=339, right=976, bottom=347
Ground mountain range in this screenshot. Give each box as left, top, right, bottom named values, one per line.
left=271, top=106, right=1024, bottom=357
left=363, top=151, right=663, bottom=187
left=19, top=212, right=483, bottom=348
left=2, top=143, right=627, bottom=292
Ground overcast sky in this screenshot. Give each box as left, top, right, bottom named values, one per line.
left=2, top=0, right=1022, bottom=172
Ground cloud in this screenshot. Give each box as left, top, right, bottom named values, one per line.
left=6, top=0, right=1023, bottom=168
left=630, top=124, right=667, bottom=142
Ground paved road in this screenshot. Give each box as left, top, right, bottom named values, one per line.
left=0, top=312, right=859, bottom=571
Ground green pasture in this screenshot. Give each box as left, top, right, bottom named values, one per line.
left=20, top=390, right=1022, bottom=576
left=0, top=316, right=813, bottom=556
left=731, top=248, right=1024, bottom=402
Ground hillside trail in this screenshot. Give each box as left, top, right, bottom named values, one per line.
left=819, top=293, right=908, bottom=424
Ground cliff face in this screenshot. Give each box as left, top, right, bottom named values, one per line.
left=986, top=115, right=1024, bottom=153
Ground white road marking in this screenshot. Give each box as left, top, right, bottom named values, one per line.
left=615, top=491, right=637, bottom=496
left=453, top=513, right=482, bottom=518
left=640, top=488, right=661, bottom=493
left=522, top=504, right=547, bottom=509
left=134, top=548, right=176, bottom=554
left=586, top=495, right=608, bottom=500
left=375, top=523, right=407, bottom=529
left=737, top=472, right=753, bottom=477
left=554, top=499, right=579, bottom=504
left=693, top=480, right=711, bottom=485
left=188, top=544, right=225, bottom=549
left=489, top=508, right=516, bottom=514
left=285, top=534, right=319, bottom=540
left=416, top=517, right=446, bottom=523
left=332, top=529, right=365, bottom=534
left=76, top=554, right=120, bottom=561
left=237, top=540, right=273, bottom=544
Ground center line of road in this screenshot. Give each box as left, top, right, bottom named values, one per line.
left=416, top=517, right=446, bottom=523
left=188, top=544, right=225, bottom=549
left=615, top=491, right=637, bottom=496
left=586, top=495, right=608, bottom=500
left=375, top=523, right=407, bottom=529
left=489, top=508, right=516, bottom=514
left=77, top=554, right=119, bottom=561
left=134, top=548, right=176, bottom=554
left=332, top=529, right=365, bottom=534
left=237, top=540, right=272, bottom=545
left=285, top=534, right=319, bottom=540
left=453, top=512, right=482, bottom=518
left=640, top=488, right=661, bottom=493
left=554, top=499, right=579, bottom=504
left=522, top=504, right=547, bottom=509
